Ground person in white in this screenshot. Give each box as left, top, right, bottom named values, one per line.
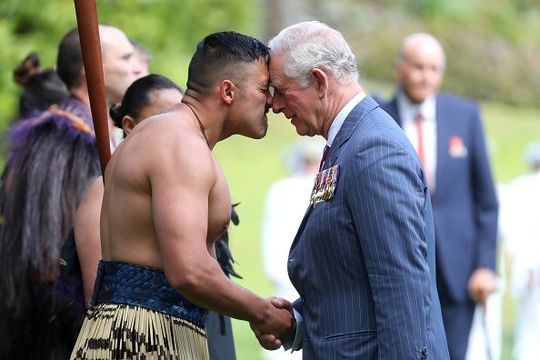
left=261, top=138, right=325, bottom=359
left=502, top=142, right=540, bottom=360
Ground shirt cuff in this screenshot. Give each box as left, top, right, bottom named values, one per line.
left=283, top=308, right=303, bottom=352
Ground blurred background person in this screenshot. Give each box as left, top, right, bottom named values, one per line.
left=130, top=38, right=151, bottom=77
left=112, top=37, right=152, bottom=145
left=71, top=74, right=184, bottom=309
left=380, top=32, right=499, bottom=360
left=0, top=24, right=143, bottom=359
left=2, top=51, right=69, bottom=155
left=12, top=52, right=69, bottom=119
left=260, top=137, right=324, bottom=359
left=500, top=142, right=540, bottom=360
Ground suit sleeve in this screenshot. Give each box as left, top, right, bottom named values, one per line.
left=283, top=298, right=304, bottom=351
left=345, top=135, right=433, bottom=357
left=469, top=106, right=499, bottom=270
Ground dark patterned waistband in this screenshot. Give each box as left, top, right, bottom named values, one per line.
left=92, top=260, right=208, bottom=329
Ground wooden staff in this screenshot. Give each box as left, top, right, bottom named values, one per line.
left=73, top=0, right=110, bottom=176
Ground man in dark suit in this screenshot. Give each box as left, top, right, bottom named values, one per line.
left=252, top=21, right=449, bottom=359
left=380, top=33, right=499, bottom=360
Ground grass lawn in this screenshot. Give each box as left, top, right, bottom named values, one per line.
left=214, top=95, right=540, bottom=359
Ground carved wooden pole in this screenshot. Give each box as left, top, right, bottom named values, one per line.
left=73, top=0, right=111, bottom=177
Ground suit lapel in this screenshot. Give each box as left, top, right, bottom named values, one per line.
left=325, top=96, right=379, bottom=169
left=434, top=95, right=449, bottom=199
left=290, top=96, right=379, bottom=250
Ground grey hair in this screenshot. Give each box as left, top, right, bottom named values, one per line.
left=268, top=21, right=358, bottom=86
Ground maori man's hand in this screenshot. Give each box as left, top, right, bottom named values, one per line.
left=250, top=297, right=295, bottom=350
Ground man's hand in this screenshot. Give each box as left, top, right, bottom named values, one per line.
left=250, top=297, right=295, bottom=350
left=468, top=268, right=498, bottom=305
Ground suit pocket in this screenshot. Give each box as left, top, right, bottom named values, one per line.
left=323, top=329, right=376, bottom=340
left=321, top=330, right=378, bottom=358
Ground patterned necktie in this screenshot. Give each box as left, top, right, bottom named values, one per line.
left=319, top=145, right=331, bottom=171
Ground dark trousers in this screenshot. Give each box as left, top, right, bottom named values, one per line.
left=206, top=311, right=237, bottom=360
left=437, top=275, right=475, bottom=360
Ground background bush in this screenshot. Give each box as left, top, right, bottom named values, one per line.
left=1, top=0, right=539, bottom=133
left=303, top=1, right=540, bottom=106
left=0, top=0, right=260, bottom=131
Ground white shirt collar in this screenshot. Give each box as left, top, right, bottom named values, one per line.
left=327, top=91, right=366, bottom=146
left=397, top=89, right=436, bottom=123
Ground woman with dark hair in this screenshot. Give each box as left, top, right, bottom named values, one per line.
left=13, top=52, right=69, bottom=118
left=71, top=74, right=183, bottom=308
left=0, top=54, right=99, bottom=358
left=109, top=73, right=181, bottom=136
left=0, top=28, right=142, bottom=359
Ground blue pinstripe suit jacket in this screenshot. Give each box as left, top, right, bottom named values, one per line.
left=288, top=96, right=449, bottom=359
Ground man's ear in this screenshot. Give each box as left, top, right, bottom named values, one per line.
left=122, top=115, right=136, bottom=135
left=219, top=79, right=236, bottom=105
left=312, top=68, right=328, bottom=99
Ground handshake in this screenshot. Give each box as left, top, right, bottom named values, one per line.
left=249, top=297, right=296, bottom=350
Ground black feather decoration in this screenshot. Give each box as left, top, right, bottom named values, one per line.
left=215, top=203, right=242, bottom=279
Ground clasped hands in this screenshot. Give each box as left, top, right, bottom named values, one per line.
left=250, top=297, right=295, bottom=350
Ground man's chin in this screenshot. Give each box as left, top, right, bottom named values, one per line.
left=250, top=122, right=268, bottom=139
left=408, top=89, right=435, bottom=104
left=294, top=126, right=311, bottom=137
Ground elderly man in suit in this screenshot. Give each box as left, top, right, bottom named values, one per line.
left=380, top=33, right=499, bottom=360
left=253, top=21, right=449, bottom=359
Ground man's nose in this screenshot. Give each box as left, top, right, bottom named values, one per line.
left=271, top=95, right=283, bottom=114
left=133, top=61, right=145, bottom=75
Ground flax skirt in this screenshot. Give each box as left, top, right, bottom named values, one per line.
left=70, top=303, right=209, bottom=360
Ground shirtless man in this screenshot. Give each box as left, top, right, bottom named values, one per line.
left=71, top=32, right=293, bottom=359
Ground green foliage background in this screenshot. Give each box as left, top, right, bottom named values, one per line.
left=0, top=1, right=539, bottom=358
left=307, top=0, right=540, bottom=106
left=1, top=0, right=540, bottom=129
left=0, top=0, right=261, bottom=130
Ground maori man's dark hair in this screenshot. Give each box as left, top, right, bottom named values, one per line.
left=186, top=31, right=269, bottom=96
